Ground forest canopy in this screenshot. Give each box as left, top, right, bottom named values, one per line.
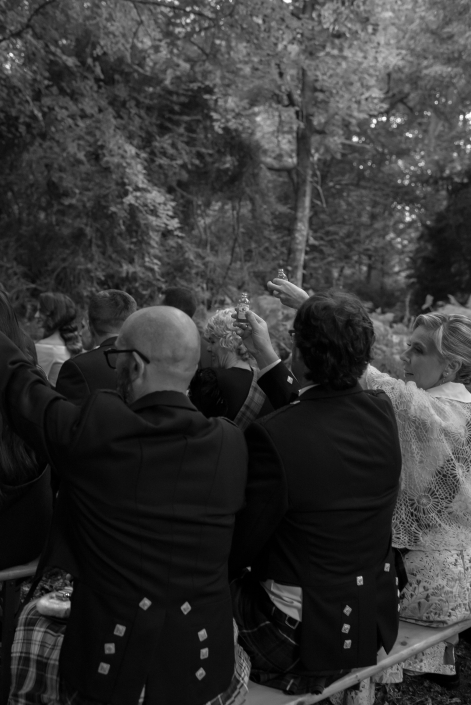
left=1, top=0, right=471, bottom=314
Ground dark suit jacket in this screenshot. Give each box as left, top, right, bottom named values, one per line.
left=230, top=365, right=402, bottom=672
left=0, top=333, right=248, bottom=705
left=55, top=337, right=117, bottom=405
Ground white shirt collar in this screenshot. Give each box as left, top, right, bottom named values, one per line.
left=427, top=381, right=471, bottom=403
left=298, top=384, right=319, bottom=396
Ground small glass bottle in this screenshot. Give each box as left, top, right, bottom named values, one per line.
left=236, top=292, right=250, bottom=324
left=277, top=269, right=288, bottom=281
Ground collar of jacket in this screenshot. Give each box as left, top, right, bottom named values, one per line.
left=99, top=336, right=118, bottom=348
left=130, top=390, right=197, bottom=413
left=299, top=382, right=364, bottom=400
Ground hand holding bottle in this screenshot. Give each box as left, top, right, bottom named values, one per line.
left=267, top=279, right=310, bottom=310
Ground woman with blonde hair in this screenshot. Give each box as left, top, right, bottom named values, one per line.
left=190, top=308, right=273, bottom=427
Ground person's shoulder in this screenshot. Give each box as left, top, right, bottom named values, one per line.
left=215, top=367, right=251, bottom=384
left=252, top=402, right=298, bottom=428
left=363, top=388, right=391, bottom=401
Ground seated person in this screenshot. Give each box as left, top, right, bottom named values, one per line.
left=268, top=279, right=471, bottom=684
left=0, top=290, right=52, bottom=570
left=190, top=308, right=273, bottom=429
left=55, top=289, right=137, bottom=404
left=1, top=306, right=249, bottom=705
left=229, top=291, right=402, bottom=695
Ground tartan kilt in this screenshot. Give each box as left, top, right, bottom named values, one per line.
left=231, top=572, right=346, bottom=696
left=9, top=601, right=250, bottom=705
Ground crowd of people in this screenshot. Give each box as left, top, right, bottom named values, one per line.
left=1, top=277, right=471, bottom=705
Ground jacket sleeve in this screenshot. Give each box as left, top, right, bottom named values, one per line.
left=55, top=358, right=90, bottom=406
left=257, top=361, right=300, bottom=409
left=229, top=421, right=288, bottom=578
left=0, top=332, right=82, bottom=474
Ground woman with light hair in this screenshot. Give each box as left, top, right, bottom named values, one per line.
left=190, top=308, right=273, bottom=428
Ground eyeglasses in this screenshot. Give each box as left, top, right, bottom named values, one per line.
left=104, top=348, right=150, bottom=370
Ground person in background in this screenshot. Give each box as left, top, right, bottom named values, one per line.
left=160, top=286, right=198, bottom=318
left=35, top=292, right=82, bottom=387
left=190, top=308, right=273, bottom=429
left=0, top=290, right=52, bottom=570
left=56, top=289, right=137, bottom=405
left=229, top=292, right=402, bottom=696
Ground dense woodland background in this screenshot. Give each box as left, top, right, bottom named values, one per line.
left=1, top=0, right=471, bottom=319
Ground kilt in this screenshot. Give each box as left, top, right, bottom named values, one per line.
left=231, top=572, right=346, bottom=696
left=9, top=600, right=250, bottom=705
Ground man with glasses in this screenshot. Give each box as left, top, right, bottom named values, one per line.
left=55, top=289, right=137, bottom=405
left=0, top=306, right=249, bottom=705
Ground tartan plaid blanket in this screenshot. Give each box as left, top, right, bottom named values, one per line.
left=234, top=369, right=266, bottom=430
left=8, top=600, right=250, bottom=705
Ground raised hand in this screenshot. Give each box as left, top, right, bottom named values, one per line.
left=233, top=310, right=279, bottom=368
left=268, top=279, right=310, bottom=310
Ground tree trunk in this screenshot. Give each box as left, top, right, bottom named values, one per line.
left=289, top=26, right=316, bottom=287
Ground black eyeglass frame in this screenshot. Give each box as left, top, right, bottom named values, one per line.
left=104, top=348, right=151, bottom=370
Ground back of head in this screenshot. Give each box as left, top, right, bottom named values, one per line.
left=88, top=289, right=137, bottom=338
left=0, top=290, right=38, bottom=489
left=294, top=290, right=375, bottom=390
left=161, top=287, right=198, bottom=318
left=414, top=311, right=471, bottom=385
left=204, top=308, right=250, bottom=361
left=119, top=306, right=201, bottom=396
left=39, top=292, right=82, bottom=356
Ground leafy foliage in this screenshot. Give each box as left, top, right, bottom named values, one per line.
left=1, top=0, right=471, bottom=316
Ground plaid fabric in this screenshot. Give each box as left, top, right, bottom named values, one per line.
left=9, top=603, right=250, bottom=705
left=9, top=599, right=66, bottom=705
left=231, top=572, right=346, bottom=696
left=234, top=370, right=266, bottom=431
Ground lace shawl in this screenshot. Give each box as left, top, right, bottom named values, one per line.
left=365, top=365, right=471, bottom=551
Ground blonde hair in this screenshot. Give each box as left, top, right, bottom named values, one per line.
left=414, top=312, right=471, bottom=385
left=204, top=308, right=250, bottom=361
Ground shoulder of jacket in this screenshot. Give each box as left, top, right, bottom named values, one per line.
left=363, top=388, right=389, bottom=399
left=218, top=416, right=241, bottom=430
left=254, top=404, right=296, bottom=427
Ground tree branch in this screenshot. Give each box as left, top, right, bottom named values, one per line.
left=262, top=158, right=296, bottom=172
left=0, top=0, right=60, bottom=44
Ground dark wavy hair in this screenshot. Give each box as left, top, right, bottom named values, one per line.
left=88, top=289, right=137, bottom=337
left=293, top=291, right=375, bottom=390
left=0, top=290, right=39, bottom=493
left=39, top=292, right=82, bottom=356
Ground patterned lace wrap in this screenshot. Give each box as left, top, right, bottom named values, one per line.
left=365, top=365, right=471, bottom=551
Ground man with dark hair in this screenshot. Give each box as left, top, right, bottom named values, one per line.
left=229, top=290, right=402, bottom=696
left=161, top=286, right=198, bottom=319
left=56, top=290, right=137, bottom=405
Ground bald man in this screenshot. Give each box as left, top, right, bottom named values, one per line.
left=0, top=307, right=249, bottom=705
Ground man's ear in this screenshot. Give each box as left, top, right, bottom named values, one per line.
left=130, top=351, right=146, bottom=381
